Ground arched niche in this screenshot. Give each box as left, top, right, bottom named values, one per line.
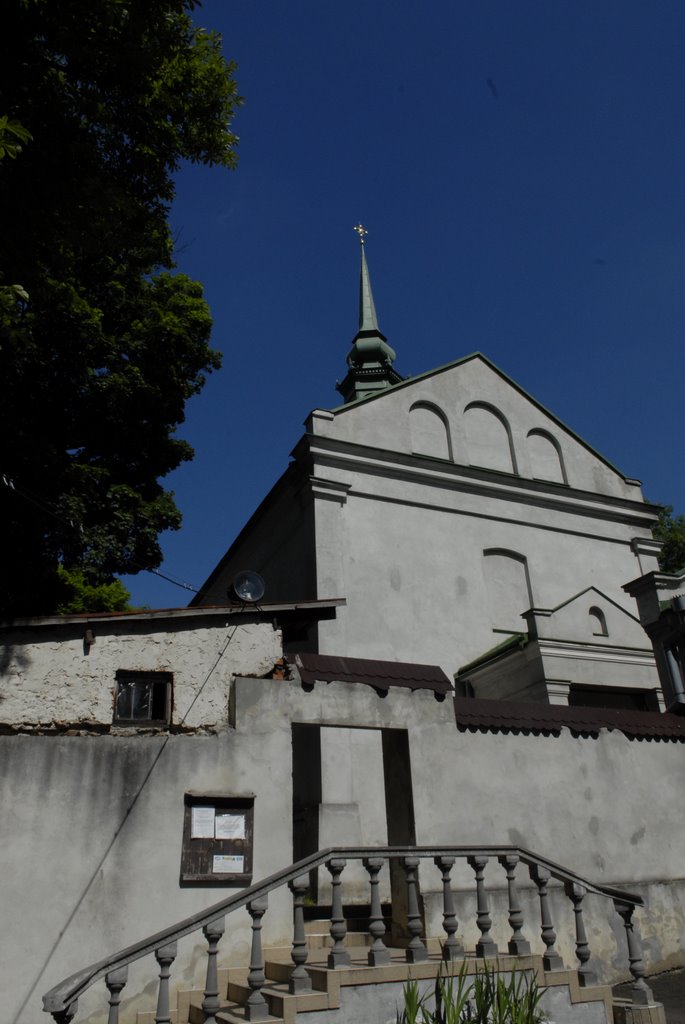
left=483, top=549, right=533, bottom=633
left=589, top=606, right=609, bottom=637
left=409, top=401, right=452, bottom=460
left=464, top=402, right=517, bottom=474
left=527, top=428, right=567, bottom=484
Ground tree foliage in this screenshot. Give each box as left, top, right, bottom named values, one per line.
left=0, top=0, right=240, bottom=615
left=653, top=506, right=685, bottom=574
left=0, top=116, right=32, bottom=160
left=55, top=566, right=133, bottom=614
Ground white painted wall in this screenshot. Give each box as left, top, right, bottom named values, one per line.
left=198, top=353, right=661, bottom=683
left=314, top=480, right=653, bottom=674
left=2, top=677, right=683, bottom=1024
left=310, top=355, right=646, bottom=501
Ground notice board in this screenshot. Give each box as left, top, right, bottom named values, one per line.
left=180, top=793, right=254, bottom=886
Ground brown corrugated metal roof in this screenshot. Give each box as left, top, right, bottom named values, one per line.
left=454, top=697, right=685, bottom=740
left=293, top=652, right=452, bottom=698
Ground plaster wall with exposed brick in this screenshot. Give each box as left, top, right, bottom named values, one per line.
left=0, top=611, right=281, bottom=731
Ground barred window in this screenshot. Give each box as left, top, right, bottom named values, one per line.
left=114, top=671, right=172, bottom=724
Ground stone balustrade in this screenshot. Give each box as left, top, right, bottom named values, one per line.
left=42, top=845, right=656, bottom=1024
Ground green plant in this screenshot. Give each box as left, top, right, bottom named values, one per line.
left=434, top=965, right=475, bottom=1024
left=397, top=978, right=427, bottom=1024
left=397, top=961, right=547, bottom=1024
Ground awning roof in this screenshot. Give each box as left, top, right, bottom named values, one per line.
left=454, top=697, right=685, bottom=740
left=293, top=652, right=452, bottom=698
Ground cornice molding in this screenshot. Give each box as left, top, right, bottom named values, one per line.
left=298, top=435, right=658, bottom=529
left=537, top=639, right=656, bottom=667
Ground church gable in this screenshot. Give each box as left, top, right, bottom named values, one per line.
left=310, top=353, right=642, bottom=501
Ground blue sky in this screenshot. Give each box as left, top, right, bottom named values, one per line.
left=122, top=0, right=685, bottom=608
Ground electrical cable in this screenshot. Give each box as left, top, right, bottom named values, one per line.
left=11, top=616, right=245, bottom=1024
left=2, top=471, right=200, bottom=595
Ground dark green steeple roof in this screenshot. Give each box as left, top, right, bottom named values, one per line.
left=336, top=226, right=403, bottom=404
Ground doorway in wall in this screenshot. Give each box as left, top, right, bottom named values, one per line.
left=291, top=724, right=417, bottom=940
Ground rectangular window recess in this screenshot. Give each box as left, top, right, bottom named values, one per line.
left=114, top=670, right=172, bottom=725
left=180, top=794, right=255, bottom=887
left=568, top=685, right=653, bottom=712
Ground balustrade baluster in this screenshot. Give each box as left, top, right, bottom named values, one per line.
left=289, top=875, right=312, bottom=993
left=529, top=864, right=564, bottom=970
left=565, top=882, right=596, bottom=986
left=154, top=942, right=177, bottom=1024
left=403, top=857, right=428, bottom=962
left=245, top=896, right=269, bottom=1021
left=498, top=854, right=531, bottom=955
left=106, top=967, right=128, bottom=1024
left=327, top=858, right=351, bottom=967
left=202, top=917, right=225, bottom=1024
left=363, top=857, right=391, bottom=966
left=467, top=855, right=497, bottom=957
left=434, top=856, right=464, bottom=961
left=614, top=901, right=655, bottom=1006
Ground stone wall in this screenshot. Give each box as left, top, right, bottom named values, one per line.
left=3, top=677, right=683, bottom=1024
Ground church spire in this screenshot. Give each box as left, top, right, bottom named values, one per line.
left=336, top=225, right=403, bottom=404
left=357, top=225, right=379, bottom=332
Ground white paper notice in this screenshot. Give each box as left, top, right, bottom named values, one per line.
left=214, top=813, right=246, bottom=840
left=212, top=854, right=244, bottom=874
left=191, top=806, right=215, bottom=839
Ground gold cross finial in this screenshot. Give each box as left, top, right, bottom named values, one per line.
left=353, top=223, right=368, bottom=246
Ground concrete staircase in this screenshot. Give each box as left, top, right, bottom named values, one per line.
left=43, top=846, right=668, bottom=1024
left=135, top=929, right=643, bottom=1024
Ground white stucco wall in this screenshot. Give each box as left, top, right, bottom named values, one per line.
left=198, top=352, right=661, bottom=685
left=309, top=355, right=646, bottom=501
left=3, top=677, right=683, bottom=1024
left=305, top=356, right=660, bottom=673
left=313, top=478, right=654, bottom=675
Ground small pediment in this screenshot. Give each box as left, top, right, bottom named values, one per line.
left=524, top=587, right=645, bottom=647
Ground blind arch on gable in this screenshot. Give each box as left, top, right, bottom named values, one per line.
left=527, top=428, right=567, bottom=484
left=464, top=402, right=517, bottom=474
left=409, top=401, right=452, bottom=460
left=482, top=549, right=533, bottom=633
left=589, top=606, right=609, bottom=637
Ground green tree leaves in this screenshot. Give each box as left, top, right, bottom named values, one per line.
left=653, top=506, right=685, bottom=574
left=55, top=566, right=133, bottom=614
left=0, top=116, right=32, bottom=160
left=0, top=1, right=240, bottom=615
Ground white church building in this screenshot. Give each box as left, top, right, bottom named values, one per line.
left=195, top=235, right=665, bottom=712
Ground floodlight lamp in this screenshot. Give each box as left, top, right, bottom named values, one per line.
left=230, top=570, right=265, bottom=604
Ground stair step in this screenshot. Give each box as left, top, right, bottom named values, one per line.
left=191, top=999, right=287, bottom=1024
left=263, top=950, right=364, bottom=985
left=225, top=981, right=330, bottom=1024
left=216, top=1010, right=282, bottom=1024
left=144, top=944, right=618, bottom=1024
left=216, top=1006, right=284, bottom=1024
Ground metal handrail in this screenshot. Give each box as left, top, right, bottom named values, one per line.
left=42, top=843, right=643, bottom=1015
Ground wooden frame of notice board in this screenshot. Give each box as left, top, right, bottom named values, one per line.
left=180, top=793, right=254, bottom=886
